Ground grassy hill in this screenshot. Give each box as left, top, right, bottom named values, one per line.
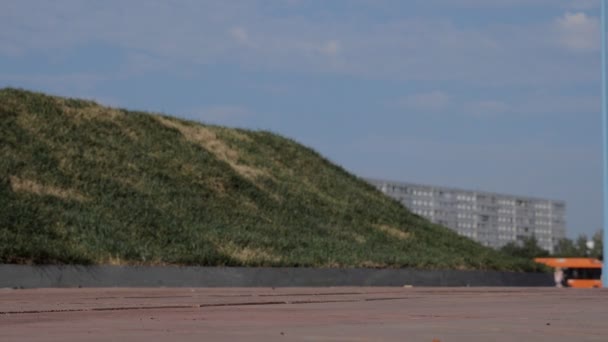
left=0, top=88, right=540, bottom=271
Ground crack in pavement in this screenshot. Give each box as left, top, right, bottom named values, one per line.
left=0, top=296, right=414, bottom=316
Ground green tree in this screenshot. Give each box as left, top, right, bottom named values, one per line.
left=589, top=231, right=603, bottom=260
left=575, top=235, right=589, bottom=255
left=553, top=238, right=580, bottom=257
left=501, top=236, right=550, bottom=259
left=553, top=231, right=602, bottom=260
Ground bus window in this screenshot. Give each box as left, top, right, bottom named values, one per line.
left=564, top=268, right=601, bottom=280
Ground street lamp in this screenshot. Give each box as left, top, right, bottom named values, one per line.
left=602, top=0, right=608, bottom=287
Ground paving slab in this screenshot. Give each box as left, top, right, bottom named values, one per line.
left=1, top=287, right=607, bottom=341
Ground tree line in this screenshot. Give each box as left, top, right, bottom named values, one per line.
left=500, top=231, right=603, bottom=260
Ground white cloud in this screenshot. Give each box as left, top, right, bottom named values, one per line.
left=555, top=12, right=600, bottom=51
left=465, top=100, right=510, bottom=118
left=407, top=0, right=597, bottom=9
left=396, top=91, right=450, bottom=112
left=468, top=94, right=599, bottom=118
left=0, top=1, right=600, bottom=87
left=229, top=27, right=250, bottom=45
left=318, top=40, right=341, bottom=57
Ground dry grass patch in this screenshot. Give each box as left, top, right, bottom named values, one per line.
left=156, top=116, right=265, bottom=181
left=58, top=100, right=141, bottom=140
left=320, top=261, right=342, bottom=268
left=14, top=114, right=37, bottom=134
left=242, top=198, right=261, bottom=212
left=217, top=241, right=281, bottom=264
left=110, top=175, right=149, bottom=194
left=100, top=254, right=168, bottom=266
left=214, top=126, right=253, bottom=143
left=205, top=177, right=228, bottom=195
left=56, top=98, right=125, bottom=122
left=350, top=232, right=366, bottom=244
left=360, top=260, right=387, bottom=268
left=117, top=125, right=140, bottom=141
left=0, top=97, right=28, bottom=117
left=9, top=175, right=89, bottom=202
left=374, top=224, right=411, bottom=241
left=103, top=254, right=125, bottom=266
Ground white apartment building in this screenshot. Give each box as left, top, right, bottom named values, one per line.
left=367, top=179, right=566, bottom=253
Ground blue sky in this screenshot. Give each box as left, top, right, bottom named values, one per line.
left=0, top=0, right=602, bottom=238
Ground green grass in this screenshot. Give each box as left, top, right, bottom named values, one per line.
left=0, top=88, right=542, bottom=271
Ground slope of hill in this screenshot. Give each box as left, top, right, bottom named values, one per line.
left=0, top=88, right=540, bottom=271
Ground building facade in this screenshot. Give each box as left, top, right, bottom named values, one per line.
left=366, top=179, right=566, bottom=253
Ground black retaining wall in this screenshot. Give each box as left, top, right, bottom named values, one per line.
left=0, top=265, right=553, bottom=288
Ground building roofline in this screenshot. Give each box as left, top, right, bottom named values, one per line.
left=364, top=177, right=566, bottom=206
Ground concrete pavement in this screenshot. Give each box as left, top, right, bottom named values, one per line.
left=1, top=287, right=606, bottom=341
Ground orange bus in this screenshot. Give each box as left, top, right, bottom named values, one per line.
left=534, top=258, right=602, bottom=288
